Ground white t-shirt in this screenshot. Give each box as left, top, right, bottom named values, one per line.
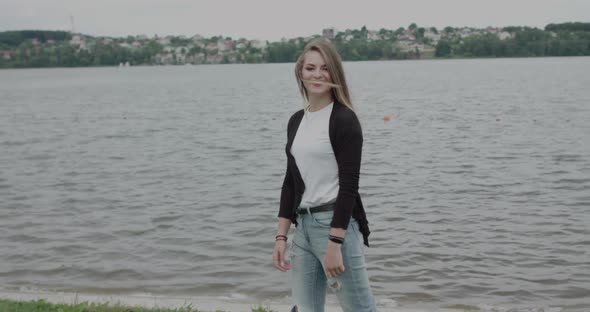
left=291, top=102, right=339, bottom=208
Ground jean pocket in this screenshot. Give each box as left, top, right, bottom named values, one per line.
left=311, top=212, right=332, bottom=228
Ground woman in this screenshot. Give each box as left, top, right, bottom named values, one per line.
left=273, top=39, right=377, bottom=312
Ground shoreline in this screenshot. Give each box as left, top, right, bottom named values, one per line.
left=0, top=289, right=464, bottom=312
left=1, top=55, right=589, bottom=70
left=0, top=289, right=341, bottom=312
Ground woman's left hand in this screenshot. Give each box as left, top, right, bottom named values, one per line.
left=323, top=241, right=345, bottom=278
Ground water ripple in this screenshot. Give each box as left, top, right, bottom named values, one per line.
left=1, top=59, right=589, bottom=311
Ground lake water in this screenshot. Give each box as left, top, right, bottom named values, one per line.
left=1, top=57, right=589, bottom=312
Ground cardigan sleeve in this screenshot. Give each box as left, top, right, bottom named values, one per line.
left=277, top=112, right=297, bottom=220
left=330, top=109, right=363, bottom=230
left=278, top=163, right=294, bottom=219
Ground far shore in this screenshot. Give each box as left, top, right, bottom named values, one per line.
left=1, top=55, right=589, bottom=71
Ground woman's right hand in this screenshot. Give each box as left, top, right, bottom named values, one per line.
left=273, top=240, right=291, bottom=272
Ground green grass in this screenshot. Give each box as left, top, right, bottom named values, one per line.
left=0, top=299, right=275, bottom=312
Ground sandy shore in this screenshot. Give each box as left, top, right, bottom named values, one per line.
left=0, top=289, right=459, bottom=312
left=0, top=289, right=341, bottom=312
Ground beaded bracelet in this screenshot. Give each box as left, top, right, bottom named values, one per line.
left=329, top=235, right=344, bottom=244
left=275, top=235, right=288, bottom=242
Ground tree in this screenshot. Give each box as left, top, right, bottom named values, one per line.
left=378, top=28, right=391, bottom=40
left=545, top=22, right=590, bottom=32
left=503, top=26, right=523, bottom=33
left=416, top=28, right=426, bottom=40
left=189, top=46, right=202, bottom=55
left=435, top=40, right=452, bottom=57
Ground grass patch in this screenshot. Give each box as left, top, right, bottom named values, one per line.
left=0, top=299, right=275, bottom=312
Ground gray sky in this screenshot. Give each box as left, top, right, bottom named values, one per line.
left=1, top=0, right=589, bottom=41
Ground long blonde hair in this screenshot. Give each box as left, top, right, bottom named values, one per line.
left=294, top=39, right=354, bottom=111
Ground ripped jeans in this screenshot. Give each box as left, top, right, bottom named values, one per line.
left=290, top=210, right=377, bottom=312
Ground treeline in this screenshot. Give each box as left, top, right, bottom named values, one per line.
left=265, top=25, right=435, bottom=62
left=0, top=30, right=70, bottom=48
left=436, top=25, right=590, bottom=58
left=265, top=40, right=404, bottom=63
left=261, top=23, right=590, bottom=62
left=0, top=42, right=163, bottom=68
left=1, top=22, right=589, bottom=68
left=0, top=32, right=165, bottom=67
left=545, top=22, right=590, bottom=32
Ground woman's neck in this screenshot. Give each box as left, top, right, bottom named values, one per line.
left=307, top=94, right=333, bottom=112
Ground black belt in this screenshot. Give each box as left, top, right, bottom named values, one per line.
left=297, top=203, right=335, bottom=215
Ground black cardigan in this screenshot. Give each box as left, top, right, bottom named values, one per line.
left=278, top=100, right=371, bottom=247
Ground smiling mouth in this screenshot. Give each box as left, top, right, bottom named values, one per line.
left=303, top=80, right=339, bottom=88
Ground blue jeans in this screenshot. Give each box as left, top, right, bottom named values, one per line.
left=290, top=210, right=377, bottom=312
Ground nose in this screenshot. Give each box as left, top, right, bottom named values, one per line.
left=312, top=68, right=323, bottom=79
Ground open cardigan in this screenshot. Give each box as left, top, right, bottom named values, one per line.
left=278, top=100, right=371, bottom=247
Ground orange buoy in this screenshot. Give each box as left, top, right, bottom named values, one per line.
left=383, top=115, right=391, bottom=122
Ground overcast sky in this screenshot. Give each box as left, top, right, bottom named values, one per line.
left=1, top=0, right=589, bottom=41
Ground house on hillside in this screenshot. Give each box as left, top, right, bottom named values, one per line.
left=70, top=35, right=89, bottom=51
left=206, top=42, right=218, bottom=51
left=323, top=28, right=335, bottom=40
left=459, top=28, right=475, bottom=38
left=158, top=37, right=171, bottom=45
left=498, top=31, right=512, bottom=40
left=224, top=40, right=233, bottom=51
left=0, top=49, right=15, bottom=60
left=486, top=27, right=499, bottom=34
left=70, top=35, right=83, bottom=45
left=424, top=30, right=441, bottom=43
left=367, top=30, right=380, bottom=41
left=249, top=39, right=267, bottom=49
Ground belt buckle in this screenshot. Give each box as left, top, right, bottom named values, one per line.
left=296, top=206, right=312, bottom=215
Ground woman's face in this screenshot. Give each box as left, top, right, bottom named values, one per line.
left=301, top=50, right=332, bottom=96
